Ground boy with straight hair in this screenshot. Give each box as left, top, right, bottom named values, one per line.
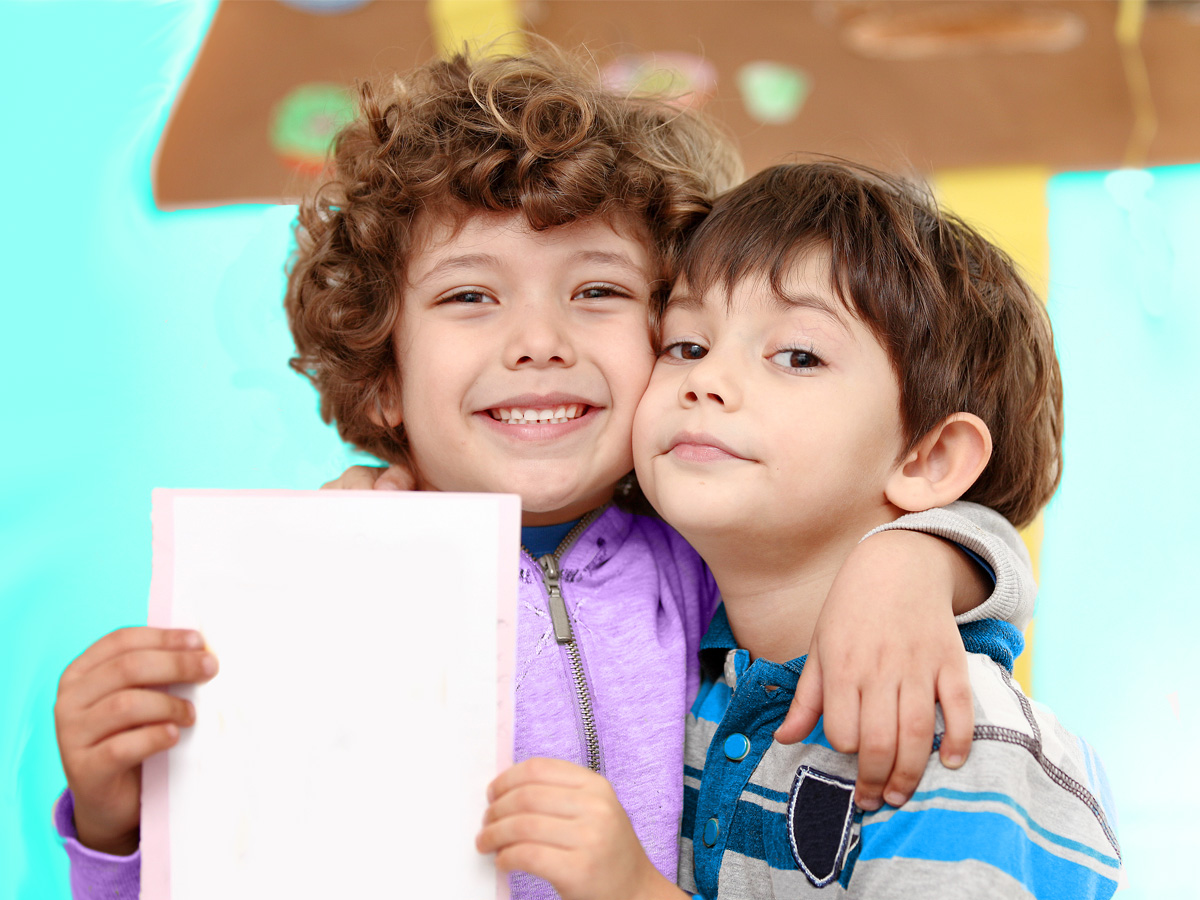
left=478, top=162, right=1121, bottom=899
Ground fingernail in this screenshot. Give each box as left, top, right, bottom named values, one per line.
left=183, top=631, right=203, bottom=649
left=857, top=796, right=881, bottom=811
left=201, top=653, right=219, bottom=677
left=165, top=723, right=180, bottom=740
left=884, top=791, right=905, bottom=807
left=945, top=753, right=964, bottom=768
left=184, top=700, right=196, bottom=724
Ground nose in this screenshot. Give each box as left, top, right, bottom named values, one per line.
left=680, top=352, right=740, bottom=410
left=504, top=302, right=576, bottom=369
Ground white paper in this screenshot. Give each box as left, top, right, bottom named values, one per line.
left=142, top=489, right=520, bottom=899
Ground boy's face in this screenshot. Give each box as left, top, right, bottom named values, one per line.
left=633, top=248, right=907, bottom=550
left=388, top=211, right=656, bottom=525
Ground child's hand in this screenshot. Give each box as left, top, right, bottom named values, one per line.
left=775, top=530, right=980, bottom=811
left=53, top=627, right=219, bottom=855
left=320, top=464, right=415, bottom=491
left=477, top=758, right=686, bottom=900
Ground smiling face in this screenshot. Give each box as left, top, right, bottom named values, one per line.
left=385, top=211, right=657, bottom=525
left=633, top=248, right=907, bottom=558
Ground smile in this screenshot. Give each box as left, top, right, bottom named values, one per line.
left=489, top=404, right=588, bottom=425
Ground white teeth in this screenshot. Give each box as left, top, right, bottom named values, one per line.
left=492, top=404, right=586, bottom=425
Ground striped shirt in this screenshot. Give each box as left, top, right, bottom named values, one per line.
left=680, top=607, right=1122, bottom=899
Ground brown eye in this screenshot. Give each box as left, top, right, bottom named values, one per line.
left=666, top=342, right=707, bottom=361
left=771, top=348, right=822, bottom=370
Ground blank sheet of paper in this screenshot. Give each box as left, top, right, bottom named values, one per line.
left=141, top=489, right=520, bottom=899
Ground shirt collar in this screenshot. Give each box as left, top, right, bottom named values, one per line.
left=699, top=603, right=809, bottom=684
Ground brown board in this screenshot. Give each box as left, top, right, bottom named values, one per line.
left=154, top=0, right=1200, bottom=209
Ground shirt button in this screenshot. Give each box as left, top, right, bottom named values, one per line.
left=703, top=816, right=720, bottom=847
left=723, top=732, right=751, bottom=762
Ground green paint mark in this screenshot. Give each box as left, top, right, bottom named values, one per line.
left=737, top=62, right=810, bottom=125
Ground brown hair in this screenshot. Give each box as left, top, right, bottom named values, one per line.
left=676, top=161, right=1062, bottom=527
left=285, top=44, right=741, bottom=467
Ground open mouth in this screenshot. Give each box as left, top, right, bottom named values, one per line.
left=488, top=404, right=589, bottom=425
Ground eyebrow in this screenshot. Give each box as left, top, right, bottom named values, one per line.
left=411, top=252, right=502, bottom=285
left=665, top=287, right=853, bottom=333
left=663, top=291, right=706, bottom=312
left=568, top=250, right=647, bottom=278
left=413, top=249, right=647, bottom=286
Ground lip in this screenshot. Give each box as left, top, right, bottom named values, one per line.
left=476, top=393, right=602, bottom=441
left=483, top=392, right=597, bottom=411
left=666, top=431, right=750, bottom=462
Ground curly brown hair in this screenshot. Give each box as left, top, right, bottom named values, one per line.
left=284, top=45, right=741, bottom=467
left=676, top=161, right=1063, bottom=528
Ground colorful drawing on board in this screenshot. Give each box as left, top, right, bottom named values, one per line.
left=269, top=83, right=356, bottom=174
left=737, top=61, right=811, bottom=125
left=600, top=53, right=718, bottom=110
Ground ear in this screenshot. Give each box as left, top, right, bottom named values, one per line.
left=885, top=413, right=992, bottom=513
left=368, top=377, right=403, bottom=429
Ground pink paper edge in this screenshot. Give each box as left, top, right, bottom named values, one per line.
left=494, top=494, right=520, bottom=900
left=142, top=488, right=177, bottom=899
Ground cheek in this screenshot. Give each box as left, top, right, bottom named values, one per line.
left=632, top=366, right=675, bottom=429
left=602, top=326, right=656, bottom=428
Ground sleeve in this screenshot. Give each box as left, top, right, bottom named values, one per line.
left=862, top=500, right=1036, bottom=630
left=54, top=790, right=141, bottom=898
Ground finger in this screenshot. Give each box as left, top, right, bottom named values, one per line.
left=484, top=780, right=607, bottom=827
left=79, top=722, right=183, bottom=783
left=882, top=681, right=936, bottom=808
left=71, top=649, right=218, bottom=710
left=73, top=689, right=196, bottom=749
left=819, top=672, right=862, bottom=755
left=320, top=465, right=386, bottom=490
left=491, top=841, right=575, bottom=889
left=935, top=662, right=975, bottom=769
left=61, top=628, right=204, bottom=686
left=776, top=651, right=824, bottom=744
left=375, top=465, right=416, bottom=491
left=487, top=757, right=590, bottom=802
left=477, top=812, right=579, bottom=855
left=853, top=684, right=899, bottom=811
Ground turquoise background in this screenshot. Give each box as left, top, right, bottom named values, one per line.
left=1, top=2, right=1196, bottom=897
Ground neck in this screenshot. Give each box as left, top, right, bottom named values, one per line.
left=689, top=511, right=898, bottom=662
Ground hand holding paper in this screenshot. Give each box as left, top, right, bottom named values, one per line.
left=478, top=758, right=687, bottom=900
left=53, top=626, right=219, bottom=855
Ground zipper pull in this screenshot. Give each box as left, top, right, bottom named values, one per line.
left=538, top=555, right=574, bottom=644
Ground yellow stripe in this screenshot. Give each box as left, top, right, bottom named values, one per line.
left=427, top=0, right=525, bottom=58
left=934, top=167, right=1052, bottom=698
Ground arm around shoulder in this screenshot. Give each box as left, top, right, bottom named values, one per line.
left=867, top=500, right=1036, bottom=629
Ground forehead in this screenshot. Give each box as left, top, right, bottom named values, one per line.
left=407, top=208, right=655, bottom=276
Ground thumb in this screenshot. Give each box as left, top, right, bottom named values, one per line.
left=375, top=465, right=417, bottom=491
left=776, top=648, right=824, bottom=744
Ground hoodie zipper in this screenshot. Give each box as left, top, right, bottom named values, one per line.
left=525, top=507, right=604, bottom=773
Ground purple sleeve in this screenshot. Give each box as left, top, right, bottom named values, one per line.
left=54, top=790, right=141, bottom=898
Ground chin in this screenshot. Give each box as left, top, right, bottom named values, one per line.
left=651, top=491, right=747, bottom=540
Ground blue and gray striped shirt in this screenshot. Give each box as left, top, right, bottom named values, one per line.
left=680, top=606, right=1121, bottom=899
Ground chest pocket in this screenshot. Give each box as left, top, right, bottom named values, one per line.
left=768, top=766, right=858, bottom=890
